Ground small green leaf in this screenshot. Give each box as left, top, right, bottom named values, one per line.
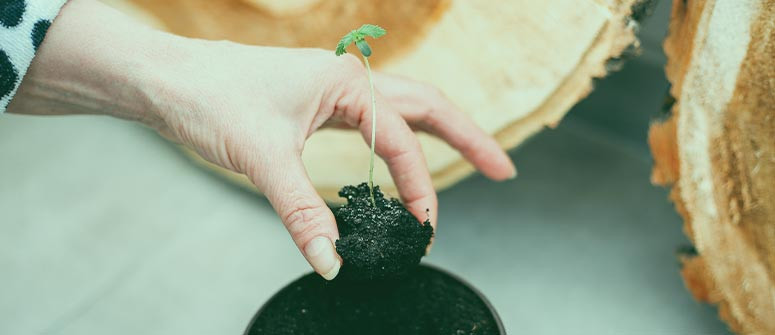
left=357, top=24, right=386, bottom=39
left=335, top=33, right=355, bottom=56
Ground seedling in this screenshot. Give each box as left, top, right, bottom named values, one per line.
left=335, top=24, right=386, bottom=206
left=332, top=25, right=432, bottom=281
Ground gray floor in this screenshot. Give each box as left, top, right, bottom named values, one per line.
left=431, top=120, right=731, bottom=335
left=0, top=115, right=732, bottom=335
left=0, top=1, right=733, bottom=334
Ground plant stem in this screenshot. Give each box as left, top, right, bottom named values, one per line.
left=363, top=55, right=377, bottom=207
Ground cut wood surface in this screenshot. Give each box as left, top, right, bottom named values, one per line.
left=103, top=0, right=647, bottom=202
left=649, top=0, right=775, bottom=333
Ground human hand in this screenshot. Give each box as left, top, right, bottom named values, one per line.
left=145, top=39, right=515, bottom=279
left=8, top=0, right=516, bottom=280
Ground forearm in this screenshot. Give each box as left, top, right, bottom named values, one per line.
left=6, top=0, right=166, bottom=127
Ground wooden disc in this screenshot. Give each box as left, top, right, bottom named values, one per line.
left=107, top=0, right=646, bottom=202
left=649, top=0, right=775, bottom=333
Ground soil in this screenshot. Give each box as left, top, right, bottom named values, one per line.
left=246, top=265, right=502, bottom=335
left=333, top=183, right=433, bottom=280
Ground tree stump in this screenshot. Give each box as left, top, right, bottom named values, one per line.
left=649, top=0, right=775, bottom=333
left=104, top=0, right=649, bottom=201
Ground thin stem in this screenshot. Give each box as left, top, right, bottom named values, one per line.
left=363, top=56, right=377, bottom=207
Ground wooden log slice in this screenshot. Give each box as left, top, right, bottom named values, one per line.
left=104, top=0, right=648, bottom=201
left=649, top=0, right=775, bottom=333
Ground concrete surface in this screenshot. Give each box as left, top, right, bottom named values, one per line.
left=0, top=1, right=733, bottom=334
left=0, top=116, right=732, bottom=335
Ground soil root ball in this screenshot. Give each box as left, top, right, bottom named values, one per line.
left=334, top=183, right=433, bottom=280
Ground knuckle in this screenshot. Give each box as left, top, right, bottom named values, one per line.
left=282, top=202, right=330, bottom=242
left=421, top=106, right=440, bottom=128
left=385, top=146, right=414, bottom=164
left=337, top=81, right=372, bottom=127
left=337, top=53, right=363, bottom=73
left=318, top=52, right=361, bottom=80
left=318, top=53, right=385, bottom=130
left=334, top=57, right=370, bottom=92
left=426, top=85, right=446, bottom=100
left=426, top=87, right=449, bottom=114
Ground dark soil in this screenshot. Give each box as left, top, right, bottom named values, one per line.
left=246, top=265, right=502, bottom=335
left=333, top=183, right=433, bottom=280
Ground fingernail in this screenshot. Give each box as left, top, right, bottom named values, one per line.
left=304, top=236, right=341, bottom=281
left=507, top=166, right=518, bottom=180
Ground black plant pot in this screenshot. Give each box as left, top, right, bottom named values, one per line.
left=244, top=263, right=505, bottom=335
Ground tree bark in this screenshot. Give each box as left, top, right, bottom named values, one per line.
left=649, top=0, right=775, bottom=333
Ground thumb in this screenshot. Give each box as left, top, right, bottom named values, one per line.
left=249, top=152, right=342, bottom=280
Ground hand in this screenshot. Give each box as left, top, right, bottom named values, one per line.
left=8, top=0, right=516, bottom=280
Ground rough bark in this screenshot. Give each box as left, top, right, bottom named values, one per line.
left=649, top=0, right=775, bottom=333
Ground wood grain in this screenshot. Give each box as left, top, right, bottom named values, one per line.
left=105, top=0, right=646, bottom=202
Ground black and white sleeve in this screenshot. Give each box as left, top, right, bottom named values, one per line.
left=1, top=0, right=68, bottom=112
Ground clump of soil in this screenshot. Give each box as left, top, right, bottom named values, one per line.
left=333, top=183, right=433, bottom=280
left=247, top=265, right=502, bottom=335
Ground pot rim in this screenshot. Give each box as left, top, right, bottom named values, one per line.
left=243, top=262, right=506, bottom=334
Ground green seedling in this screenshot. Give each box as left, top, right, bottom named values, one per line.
left=335, top=24, right=386, bottom=206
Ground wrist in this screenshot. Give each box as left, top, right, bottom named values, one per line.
left=6, top=0, right=168, bottom=129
